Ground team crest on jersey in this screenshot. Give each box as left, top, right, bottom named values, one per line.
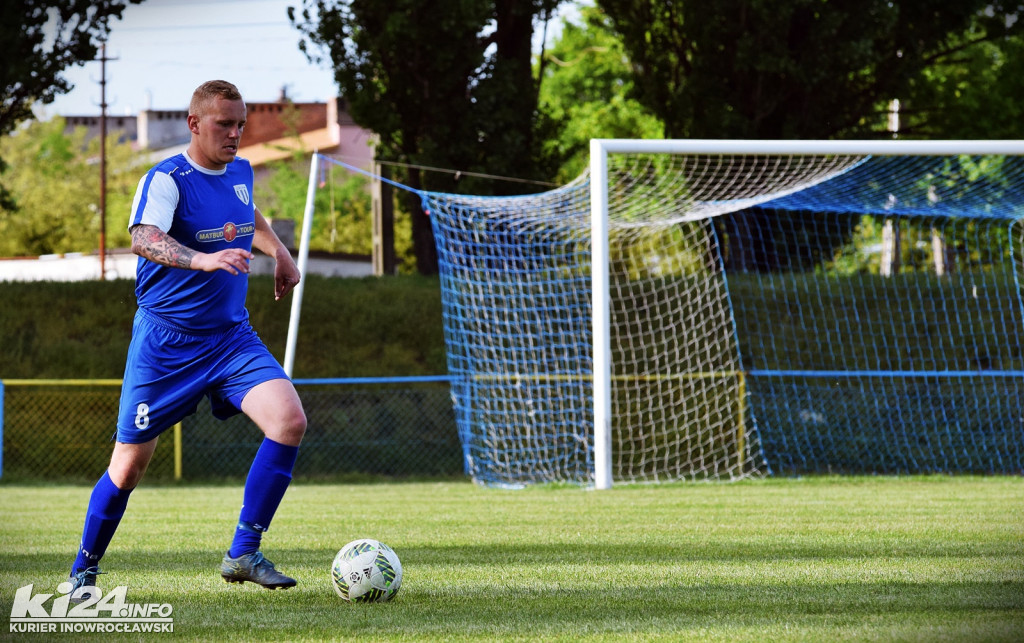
left=234, top=184, right=250, bottom=205
left=195, top=221, right=255, bottom=243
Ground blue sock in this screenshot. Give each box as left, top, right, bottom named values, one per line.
left=71, top=471, right=133, bottom=574
left=228, top=438, right=299, bottom=558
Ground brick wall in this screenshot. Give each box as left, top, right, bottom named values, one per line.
left=242, top=101, right=328, bottom=145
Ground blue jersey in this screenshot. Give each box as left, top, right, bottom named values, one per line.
left=129, top=152, right=256, bottom=332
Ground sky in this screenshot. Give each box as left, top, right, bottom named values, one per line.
left=40, top=0, right=338, bottom=117
left=39, top=0, right=577, bottom=119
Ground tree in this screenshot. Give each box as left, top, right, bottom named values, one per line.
left=538, top=4, right=662, bottom=182
left=0, top=0, right=142, bottom=211
left=597, top=0, right=1024, bottom=140
left=903, top=26, right=1024, bottom=139
left=290, top=0, right=562, bottom=275
left=0, top=117, right=137, bottom=256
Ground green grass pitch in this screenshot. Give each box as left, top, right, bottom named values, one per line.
left=2, top=477, right=1022, bottom=641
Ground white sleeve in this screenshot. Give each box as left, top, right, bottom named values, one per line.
left=129, top=172, right=178, bottom=233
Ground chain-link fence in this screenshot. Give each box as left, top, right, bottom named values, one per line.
left=0, top=378, right=463, bottom=482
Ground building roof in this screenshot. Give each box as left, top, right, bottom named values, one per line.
left=240, top=127, right=339, bottom=167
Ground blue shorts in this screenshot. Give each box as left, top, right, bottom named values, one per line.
left=116, top=309, right=290, bottom=444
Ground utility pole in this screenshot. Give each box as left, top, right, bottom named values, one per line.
left=97, top=42, right=118, bottom=281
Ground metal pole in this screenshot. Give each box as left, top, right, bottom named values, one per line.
left=589, top=140, right=612, bottom=490
left=99, top=43, right=108, bottom=280
left=284, top=152, right=319, bottom=377
left=0, top=380, right=5, bottom=479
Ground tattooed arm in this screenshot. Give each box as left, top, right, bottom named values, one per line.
left=130, top=224, right=254, bottom=275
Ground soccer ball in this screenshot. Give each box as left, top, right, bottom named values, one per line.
left=331, top=538, right=403, bottom=602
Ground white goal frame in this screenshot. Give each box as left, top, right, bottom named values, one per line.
left=588, top=138, right=1024, bottom=490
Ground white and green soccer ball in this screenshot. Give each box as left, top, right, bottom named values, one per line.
left=331, top=538, right=403, bottom=602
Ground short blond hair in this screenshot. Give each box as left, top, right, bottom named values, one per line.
left=189, top=80, right=243, bottom=117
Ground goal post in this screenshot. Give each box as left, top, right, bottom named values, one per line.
left=589, top=139, right=613, bottom=489
left=283, top=151, right=321, bottom=378
left=588, top=138, right=1024, bottom=488
left=585, top=139, right=1024, bottom=489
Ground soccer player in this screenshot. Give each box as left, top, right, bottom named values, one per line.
left=67, top=80, right=307, bottom=601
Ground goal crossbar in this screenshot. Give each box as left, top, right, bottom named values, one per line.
left=592, top=139, right=1024, bottom=156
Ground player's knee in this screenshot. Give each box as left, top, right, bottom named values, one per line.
left=107, top=440, right=156, bottom=489
left=289, top=409, right=308, bottom=440
left=107, top=458, right=147, bottom=489
left=272, top=407, right=306, bottom=446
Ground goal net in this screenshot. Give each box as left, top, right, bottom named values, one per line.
left=421, top=140, right=1024, bottom=488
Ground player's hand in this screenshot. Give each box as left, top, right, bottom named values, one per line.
left=191, top=248, right=254, bottom=275
left=274, top=247, right=301, bottom=300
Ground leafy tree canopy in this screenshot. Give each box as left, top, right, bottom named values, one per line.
left=0, top=0, right=141, bottom=209
left=538, top=4, right=662, bottom=182
left=0, top=118, right=137, bottom=257
left=597, top=0, right=1024, bottom=139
